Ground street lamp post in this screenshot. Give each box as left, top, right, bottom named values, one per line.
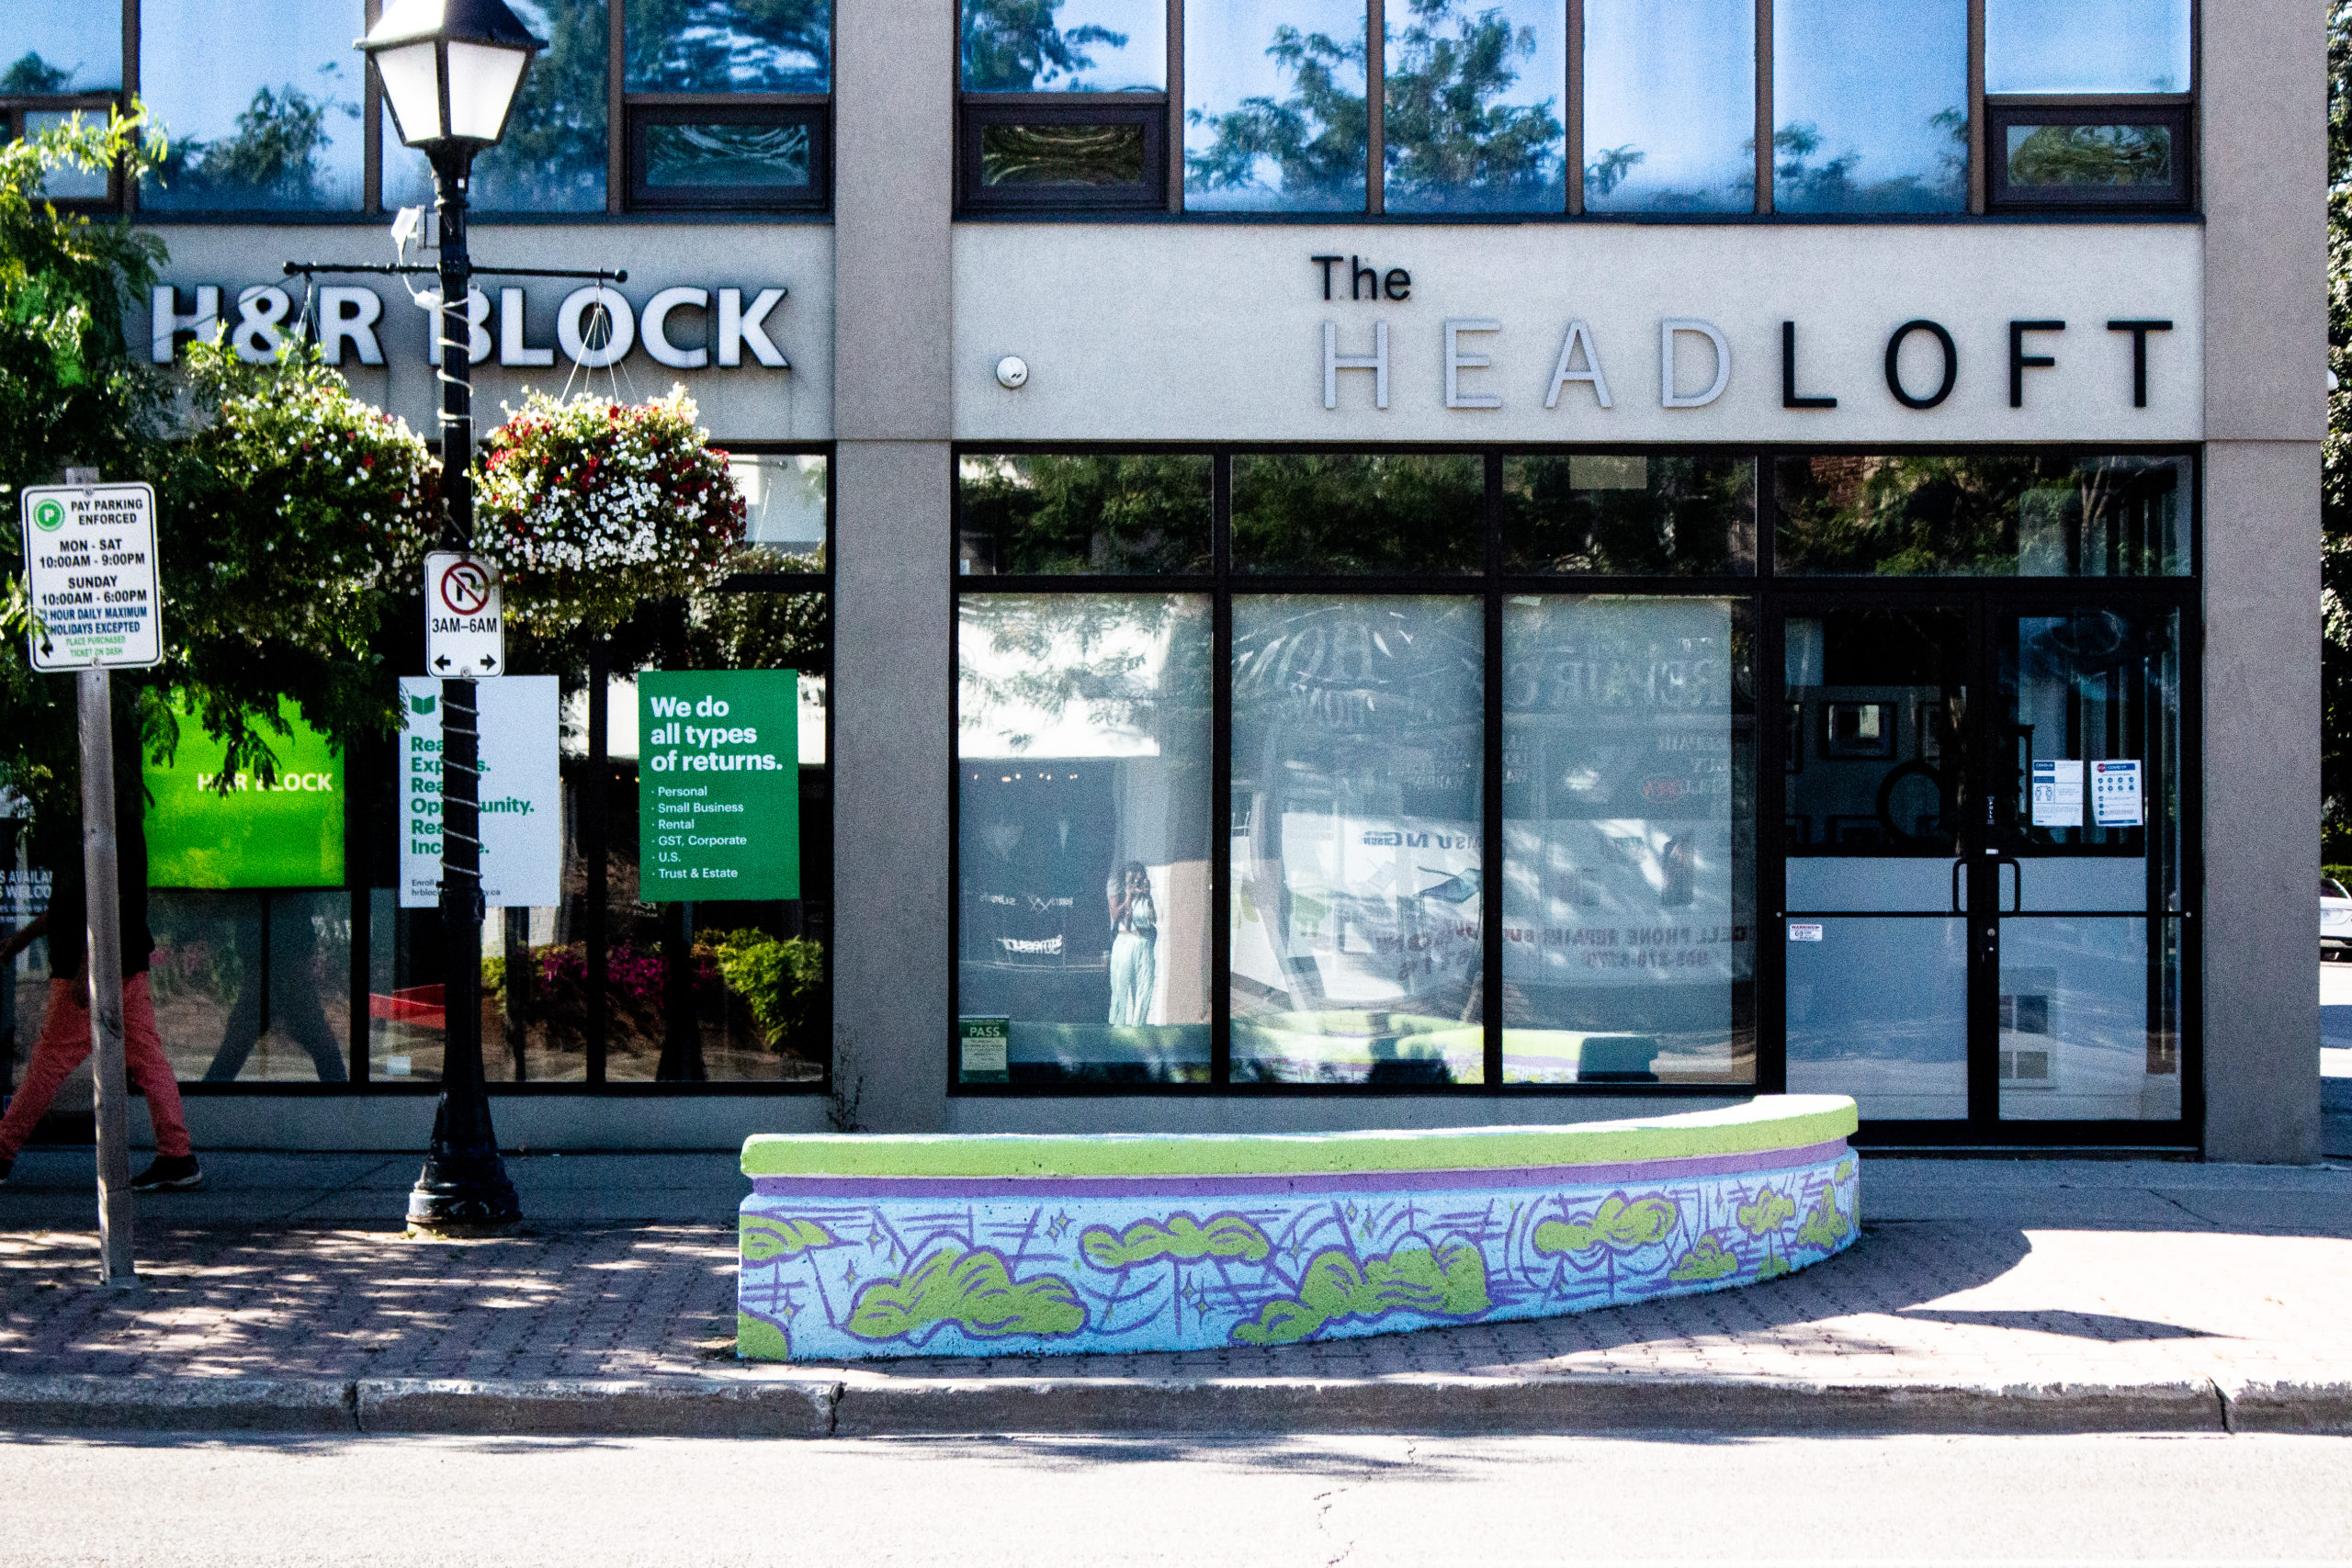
left=359, top=0, right=542, bottom=1234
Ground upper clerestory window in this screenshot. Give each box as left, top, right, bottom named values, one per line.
left=1984, top=0, right=2192, bottom=213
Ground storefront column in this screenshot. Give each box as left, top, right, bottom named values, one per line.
left=2199, top=0, right=2325, bottom=1163
left=828, top=0, right=955, bottom=1132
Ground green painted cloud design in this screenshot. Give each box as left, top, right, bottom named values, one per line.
left=1232, top=1244, right=1490, bottom=1346
left=741, top=1215, right=840, bottom=1262
left=1797, top=1186, right=1853, bottom=1250
left=843, top=1246, right=1086, bottom=1341
left=1736, top=1189, right=1798, bottom=1237
left=1668, top=1234, right=1741, bottom=1282
left=1530, top=1195, right=1679, bottom=1256
left=1080, top=1213, right=1272, bottom=1271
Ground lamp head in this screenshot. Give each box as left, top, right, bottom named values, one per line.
left=358, top=0, right=543, bottom=155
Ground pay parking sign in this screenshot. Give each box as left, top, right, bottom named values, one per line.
left=19, top=483, right=164, bottom=671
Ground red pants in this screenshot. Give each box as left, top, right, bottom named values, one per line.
left=0, top=974, right=190, bottom=1161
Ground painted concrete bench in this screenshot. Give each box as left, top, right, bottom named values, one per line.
left=736, top=1095, right=1860, bottom=1361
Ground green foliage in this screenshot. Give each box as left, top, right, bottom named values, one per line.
left=843, top=1246, right=1087, bottom=1340
left=2007, top=123, right=2173, bottom=188
left=1380, top=0, right=1563, bottom=210
left=957, top=453, right=1211, bottom=574
left=1185, top=17, right=1368, bottom=204
left=1760, top=107, right=1966, bottom=213
left=3, top=53, right=74, bottom=95
left=1230, top=452, right=1483, bottom=573
left=960, top=0, right=1134, bottom=90
left=147, top=84, right=353, bottom=209
left=708, top=927, right=826, bottom=1049
left=685, top=574, right=826, bottom=677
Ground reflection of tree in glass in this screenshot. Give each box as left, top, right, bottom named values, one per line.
left=1584, top=142, right=1643, bottom=197
left=470, top=0, right=607, bottom=209
left=962, top=0, right=1135, bottom=90
left=2007, top=123, right=2170, bottom=187
left=1502, top=456, right=1753, bottom=575
left=3, top=53, right=73, bottom=94
left=1381, top=0, right=1562, bottom=210
left=1774, top=455, right=2180, bottom=577
left=1759, top=107, right=1964, bottom=212
left=980, top=123, right=1147, bottom=186
left=959, top=595, right=1211, bottom=769
left=151, top=77, right=355, bottom=209
left=1232, top=454, right=1482, bottom=574
left=1185, top=20, right=1367, bottom=202
left=959, top=454, right=1211, bottom=574
left=628, top=0, right=830, bottom=91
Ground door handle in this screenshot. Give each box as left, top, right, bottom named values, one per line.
left=1998, top=856, right=2023, bottom=913
left=1951, top=858, right=1966, bottom=914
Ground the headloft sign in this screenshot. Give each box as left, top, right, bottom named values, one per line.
left=149, top=281, right=790, bottom=371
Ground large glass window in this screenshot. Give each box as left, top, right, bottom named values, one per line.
left=387, top=0, right=610, bottom=214
left=958, top=594, right=1215, bottom=1083
left=962, top=0, right=1167, bottom=90
left=1770, top=0, right=1966, bottom=214
left=958, top=453, right=1213, bottom=575
left=1232, top=452, right=1482, bottom=575
left=1501, top=597, right=1753, bottom=1084
left=628, top=0, right=830, bottom=90
left=1773, top=456, right=2192, bottom=579
left=3, top=1, right=122, bottom=91
left=1985, top=0, right=2192, bottom=95
left=1184, top=0, right=1368, bottom=211
left=1381, top=0, right=1565, bottom=214
left=1502, top=454, right=1756, bottom=576
left=139, top=0, right=366, bottom=211
left=1579, top=0, right=1753, bottom=213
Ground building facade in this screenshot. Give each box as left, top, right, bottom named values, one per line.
left=0, top=0, right=2324, bottom=1160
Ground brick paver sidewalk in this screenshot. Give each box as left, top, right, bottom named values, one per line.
left=6, top=1179, right=2352, bottom=1394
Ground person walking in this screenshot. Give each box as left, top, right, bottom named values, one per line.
left=0, top=773, right=200, bottom=1190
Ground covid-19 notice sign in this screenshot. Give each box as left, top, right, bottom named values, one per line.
left=638, top=670, right=799, bottom=901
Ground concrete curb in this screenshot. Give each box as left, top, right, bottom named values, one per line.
left=4, top=1372, right=2349, bottom=1437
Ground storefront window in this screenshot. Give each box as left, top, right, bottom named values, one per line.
left=957, top=593, right=1214, bottom=1083
left=1232, top=452, right=1482, bottom=575
left=1381, top=0, right=1565, bottom=214
left=1985, top=0, right=2192, bottom=95
left=1500, top=597, right=1753, bottom=1084
left=138, top=0, right=366, bottom=212
left=1772, top=455, right=2192, bottom=578
left=1579, top=0, right=1753, bottom=213
left=4, top=2, right=121, bottom=91
left=958, top=453, right=1213, bottom=575
left=961, top=0, right=1166, bottom=90
left=387, top=0, right=609, bottom=213
left=1230, top=595, right=1484, bottom=1083
left=1771, top=0, right=1966, bottom=214
left=1501, top=454, right=1756, bottom=576
left=1184, top=0, right=1368, bottom=212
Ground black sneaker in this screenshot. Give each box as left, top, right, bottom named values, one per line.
left=130, top=1155, right=203, bottom=1192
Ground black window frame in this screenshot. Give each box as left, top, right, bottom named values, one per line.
left=625, top=98, right=831, bottom=213
left=0, top=95, right=128, bottom=211
left=1985, top=98, right=2194, bottom=214
left=957, top=96, right=1170, bottom=213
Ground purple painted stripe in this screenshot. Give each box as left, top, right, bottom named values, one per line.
left=746, top=1138, right=1849, bottom=1201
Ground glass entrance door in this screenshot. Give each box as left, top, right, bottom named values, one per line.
left=1772, top=597, right=2189, bottom=1141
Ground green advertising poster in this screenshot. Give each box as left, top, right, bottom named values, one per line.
left=639, top=670, right=799, bottom=901
left=143, top=697, right=345, bottom=888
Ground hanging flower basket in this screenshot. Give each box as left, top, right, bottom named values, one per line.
left=474, top=388, right=746, bottom=635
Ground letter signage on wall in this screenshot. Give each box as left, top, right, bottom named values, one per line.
left=638, top=671, right=800, bottom=902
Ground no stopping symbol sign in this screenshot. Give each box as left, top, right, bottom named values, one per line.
left=424, top=550, right=503, bottom=675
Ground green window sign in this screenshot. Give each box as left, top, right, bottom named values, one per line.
left=638, top=670, right=800, bottom=901
left=143, top=697, right=345, bottom=888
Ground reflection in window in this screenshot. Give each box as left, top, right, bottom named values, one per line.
left=958, top=595, right=1214, bottom=1083
left=4, top=2, right=121, bottom=91
left=1580, top=0, right=1752, bottom=213
left=1986, top=0, right=2191, bottom=94
left=644, top=118, right=811, bottom=190
left=1773, top=456, right=2191, bottom=578
left=1771, top=0, right=1964, bottom=214
left=958, top=453, right=1212, bottom=575
left=1501, top=455, right=1756, bottom=575
left=1996, top=918, right=2180, bottom=1121
left=388, top=0, right=607, bottom=213
left=1381, top=0, right=1564, bottom=213
left=2002, top=607, right=2179, bottom=877
left=1501, top=598, right=1752, bottom=1084
left=1185, top=0, right=1367, bottom=211
left=152, top=891, right=353, bottom=1083
left=962, top=0, right=1166, bottom=90
left=730, top=454, right=829, bottom=558
left=1231, top=596, right=1483, bottom=1082
left=1231, top=452, right=1481, bottom=574
left=24, top=110, right=112, bottom=200
left=139, top=0, right=365, bottom=211
left=627, top=0, right=831, bottom=92
left=2006, top=122, right=2173, bottom=190
left=981, top=119, right=1149, bottom=186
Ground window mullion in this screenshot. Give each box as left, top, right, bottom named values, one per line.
left=1365, top=0, right=1384, bottom=215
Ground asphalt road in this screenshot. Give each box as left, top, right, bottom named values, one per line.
left=6, top=1430, right=2351, bottom=1566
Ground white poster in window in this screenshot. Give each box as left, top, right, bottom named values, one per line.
left=398, top=675, right=562, bottom=908
left=2091, top=759, right=2144, bottom=828
left=2030, top=759, right=2084, bottom=828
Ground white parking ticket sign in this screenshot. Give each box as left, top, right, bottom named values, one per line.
left=424, top=550, right=504, bottom=676
left=19, top=483, right=163, bottom=671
